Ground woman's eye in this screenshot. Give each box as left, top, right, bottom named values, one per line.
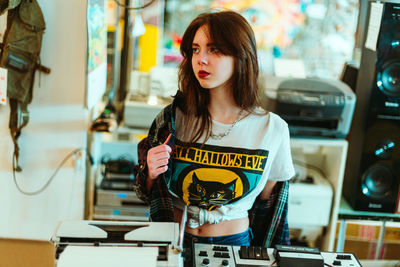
left=209, top=47, right=219, bottom=54
left=192, top=47, right=199, bottom=54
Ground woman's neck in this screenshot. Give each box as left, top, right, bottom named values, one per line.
left=208, top=87, right=241, bottom=124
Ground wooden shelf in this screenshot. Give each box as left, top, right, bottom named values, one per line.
left=290, top=137, right=348, bottom=251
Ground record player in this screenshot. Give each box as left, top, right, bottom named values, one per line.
left=260, top=75, right=356, bottom=138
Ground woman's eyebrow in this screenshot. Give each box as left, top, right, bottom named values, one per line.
left=192, top=42, right=217, bottom=47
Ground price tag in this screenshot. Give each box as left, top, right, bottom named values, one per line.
left=365, top=2, right=384, bottom=51
left=0, top=67, right=7, bottom=105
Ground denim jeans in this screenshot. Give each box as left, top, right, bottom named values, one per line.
left=184, top=227, right=253, bottom=246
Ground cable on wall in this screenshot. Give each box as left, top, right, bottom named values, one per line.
left=12, top=148, right=93, bottom=196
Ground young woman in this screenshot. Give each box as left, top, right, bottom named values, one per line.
left=133, top=10, right=295, bottom=247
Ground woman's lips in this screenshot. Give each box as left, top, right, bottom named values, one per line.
left=198, top=70, right=210, bottom=78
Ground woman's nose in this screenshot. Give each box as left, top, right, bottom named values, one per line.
left=198, top=54, right=208, bottom=65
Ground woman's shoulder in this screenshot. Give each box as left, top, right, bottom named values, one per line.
left=153, top=103, right=174, bottom=123
left=247, top=107, right=288, bottom=128
left=267, top=111, right=288, bottom=128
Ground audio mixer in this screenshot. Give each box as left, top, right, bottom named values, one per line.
left=193, top=243, right=362, bottom=267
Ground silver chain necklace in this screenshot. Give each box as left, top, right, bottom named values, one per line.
left=210, top=109, right=244, bottom=140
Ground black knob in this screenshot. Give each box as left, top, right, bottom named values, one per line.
left=202, top=258, right=210, bottom=265
left=222, top=259, right=229, bottom=266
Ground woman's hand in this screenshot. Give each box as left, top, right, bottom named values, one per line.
left=147, top=134, right=172, bottom=180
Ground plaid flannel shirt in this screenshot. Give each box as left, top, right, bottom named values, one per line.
left=132, top=96, right=290, bottom=247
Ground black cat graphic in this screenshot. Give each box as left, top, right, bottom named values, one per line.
left=188, top=172, right=237, bottom=210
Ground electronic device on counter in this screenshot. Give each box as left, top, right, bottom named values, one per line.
left=96, top=189, right=144, bottom=206
left=52, top=220, right=183, bottom=267
left=124, top=66, right=177, bottom=128
left=93, top=129, right=145, bottom=165
left=94, top=189, right=150, bottom=221
left=100, top=156, right=136, bottom=190
left=287, top=167, right=333, bottom=245
left=260, top=75, right=356, bottom=138
left=94, top=156, right=151, bottom=221
left=90, top=131, right=151, bottom=222
left=124, top=94, right=172, bottom=129
left=149, top=66, right=179, bottom=98
left=288, top=168, right=333, bottom=227
left=274, top=245, right=323, bottom=267
left=193, top=243, right=361, bottom=267
left=93, top=205, right=149, bottom=221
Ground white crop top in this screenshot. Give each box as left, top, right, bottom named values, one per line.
left=168, top=108, right=295, bottom=222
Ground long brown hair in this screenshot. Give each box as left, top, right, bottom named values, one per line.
left=177, top=10, right=260, bottom=143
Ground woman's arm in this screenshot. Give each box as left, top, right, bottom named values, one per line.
left=258, top=180, right=277, bottom=200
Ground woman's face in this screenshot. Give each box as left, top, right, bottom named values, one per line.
left=191, top=25, right=234, bottom=91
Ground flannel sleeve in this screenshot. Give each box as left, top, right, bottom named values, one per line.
left=132, top=106, right=167, bottom=204
left=132, top=136, right=152, bottom=204
left=132, top=104, right=174, bottom=213
left=249, top=181, right=290, bottom=247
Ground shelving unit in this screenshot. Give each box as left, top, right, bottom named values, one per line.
left=85, top=128, right=147, bottom=220
left=290, top=137, right=349, bottom=251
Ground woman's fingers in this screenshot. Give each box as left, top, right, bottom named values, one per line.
left=147, top=140, right=173, bottom=179
left=148, top=159, right=169, bottom=179
left=151, top=164, right=168, bottom=177
left=149, top=142, right=172, bottom=154
left=148, top=145, right=171, bottom=160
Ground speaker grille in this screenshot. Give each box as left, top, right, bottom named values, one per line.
left=377, top=61, right=400, bottom=97
left=361, top=164, right=393, bottom=199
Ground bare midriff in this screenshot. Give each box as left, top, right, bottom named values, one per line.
left=174, top=207, right=249, bottom=236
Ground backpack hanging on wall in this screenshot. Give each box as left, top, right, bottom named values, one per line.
left=0, top=0, right=50, bottom=171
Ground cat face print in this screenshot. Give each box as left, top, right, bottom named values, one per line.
left=188, top=172, right=237, bottom=210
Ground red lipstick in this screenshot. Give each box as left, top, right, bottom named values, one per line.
left=198, top=70, right=209, bottom=78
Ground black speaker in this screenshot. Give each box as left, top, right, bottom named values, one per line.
left=344, top=0, right=400, bottom=213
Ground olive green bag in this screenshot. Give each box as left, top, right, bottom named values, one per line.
left=0, top=0, right=50, bottom=171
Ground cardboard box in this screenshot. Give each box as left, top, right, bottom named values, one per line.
left=0, top=238, right=54, bottom=267
left=335, top=238, right=400, bottom=260
left=336, top=222, right=400, bottom=242
left=335, top=222, right=400, bottom=260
